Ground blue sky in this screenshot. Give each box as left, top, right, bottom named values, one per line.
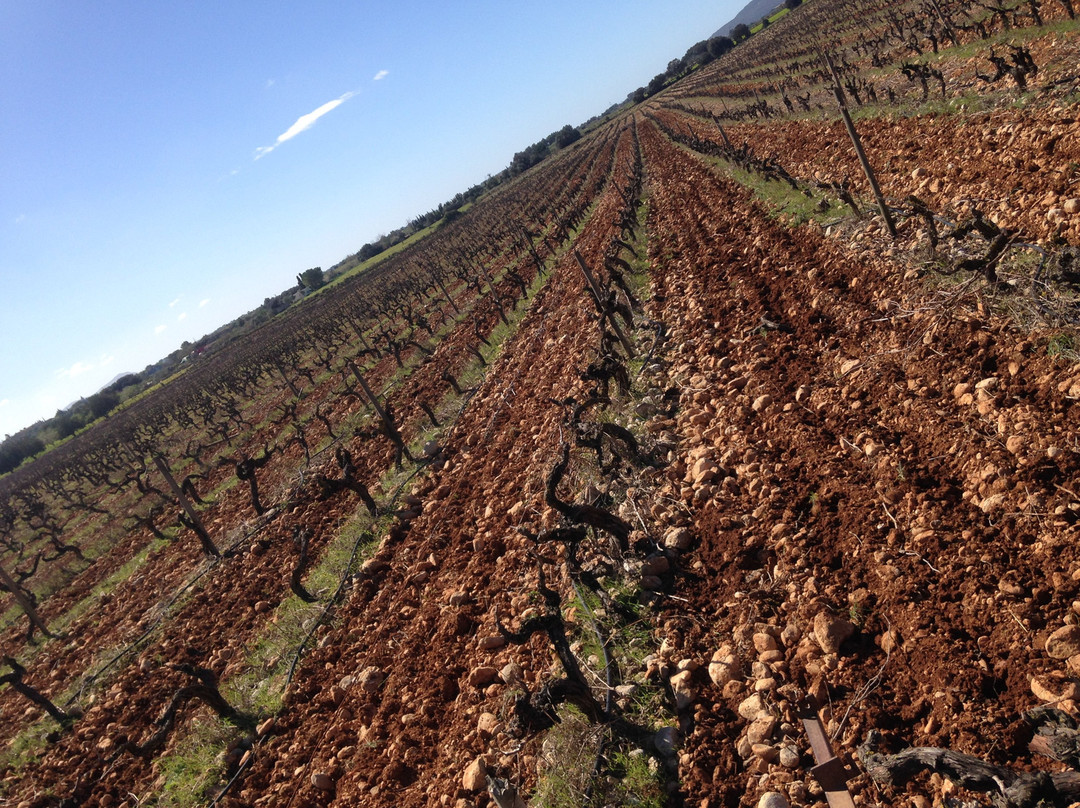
left=0, top=0, right=740, bottom=437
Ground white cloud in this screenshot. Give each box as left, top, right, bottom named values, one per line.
left=55, top=361, right=94, bottom=379
left=0, top=399, right=9, bottom=408
left=254, top=91, right=356, bottom=159
left=14, top=214, right=26, bottom=225
left=99, top=353, right=116, bottom=366
left=373, top=70, right=389, bottom=81
left=168, top=297, right=182, bottom=308
left=178, top=312, right=188, bottom=322
left=265, top=78, right=276, bottom=89
left=155, top=324, right=167, bottom=334
left=199, top=299, right=210, bottom=307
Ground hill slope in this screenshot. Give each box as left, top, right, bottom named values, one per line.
left=712, top=0, right=782, bottom=36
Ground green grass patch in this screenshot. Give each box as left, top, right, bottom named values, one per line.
left=702, top=151, right=849, bottom=227
left=153, top=715, right=238, bottom=807
left=1046, top=331, right=1079, bottom=362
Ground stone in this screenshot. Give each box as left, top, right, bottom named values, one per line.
left=478, top=635, right=506, bottom=650
left=1068, top=654, right=1080, bottom=677
left=746, top=716, right=777, bottom=745
left=462, top=757, right=487, bottom=792
left=753, top=633, right=778, bottom=654
left=500, top=662, right=523, bottom=685
left=691, top=457, right=718, bottom=485
left=654, top=726, right=680, bottom=756
left=709, top=648, right=741, bottom=687
left=1064, top=198, right=1080, bottom=215
left=357, top=667, right=384, bottom=693
left=670, top=670, right=696, bottom=710
left=642, top=555, right=671, bottom=576
left=779, top=744, right=801, bottom=768
left=738, top=693, right=770, bottom=722
left=813, top=611, right=855, bottom=654
left=1045, top=625, right=1080, bottom=660
left=663, top=526, right=693, bottom=551
left=477, top=712, right=498, bottom=737
left=1006, top=434, right=1025, bottom=455
left=758, top=791, right=790, bottom=808
left=256, top=717, right=275, bottom=737
left=1031, top=672, right=1079, bottom=703
left=752, top=394, right=773, bottom=412
left=311, top=772, right=334, bottom=791
left=751, top=743, right=779, bottom=763
left=469, top=667, right=500, bottom=688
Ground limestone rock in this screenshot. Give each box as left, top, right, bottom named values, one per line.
left=468, top=667, right=500, bottom=688
left=1031, top=672, right=1079, bottom=703
left=813, top=611, right=855, bottom=654
left=779, top=744, right=801, bottom=768
left=709, top=648, right=741, bottom=687
left=462, top=757, right=487, bottom=792
left=670, top=669, right=696, bottom=710
left=310, top=772, right=334, bottom=791
left=758, top=791, right=790, bottom=808
left=1045, top=625, right=1080, bottom=660
left=357, top=667, right=384, bottom=693
left=477, top=712, right=498, bottom=737
left=500, top=662, right=523, bottom=685
left=738, top=693, right=770, bottom=722
left=654, top=726, right=680, bottom=756
left=663, top=526, right=693, bottom=551
left=642, top=555, right=671, bottom=577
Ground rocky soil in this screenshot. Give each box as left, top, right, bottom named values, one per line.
left=1, top=7, right=1080, bottom=808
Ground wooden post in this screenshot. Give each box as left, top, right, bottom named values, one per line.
left=348, top=362, right=411, bottom=466
left=153, top=454, right=220, bottom=557
left=927, top=0, right=959, bottom=45
left=520, top=227, right=548, bottom=278
left=0, top=565, right=55, bottom=639
left=711, top=114, right=733, bottom=150
left=273, top=359, right=301, bottom=399
left=574, top=252, right=636, bottom=358
left=823, top=51, right=897, bottom=239
left=434, top=275, right=461, bottom=314
left=473, top=260, right=509, bottom=325
left=348, top=363, right=390, bottom=425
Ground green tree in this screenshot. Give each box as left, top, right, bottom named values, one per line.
left=707, top=36, right=734, bottom=59
left=554, top=124, right=581, bottom=149
left=297, top=267, right=325, bottom=292
left=785, top=0, right=802, bottom=9
left=731, top=22, right=752, bottom=42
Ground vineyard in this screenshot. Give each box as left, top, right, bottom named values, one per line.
left=1, top=0, right=1080, bottom=806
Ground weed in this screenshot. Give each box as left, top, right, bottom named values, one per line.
left=154, top=716, right=238, bottom=807
left=532, top=705, right=602, bottom=808
left=1047, top=332, right=1078, bottom=361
